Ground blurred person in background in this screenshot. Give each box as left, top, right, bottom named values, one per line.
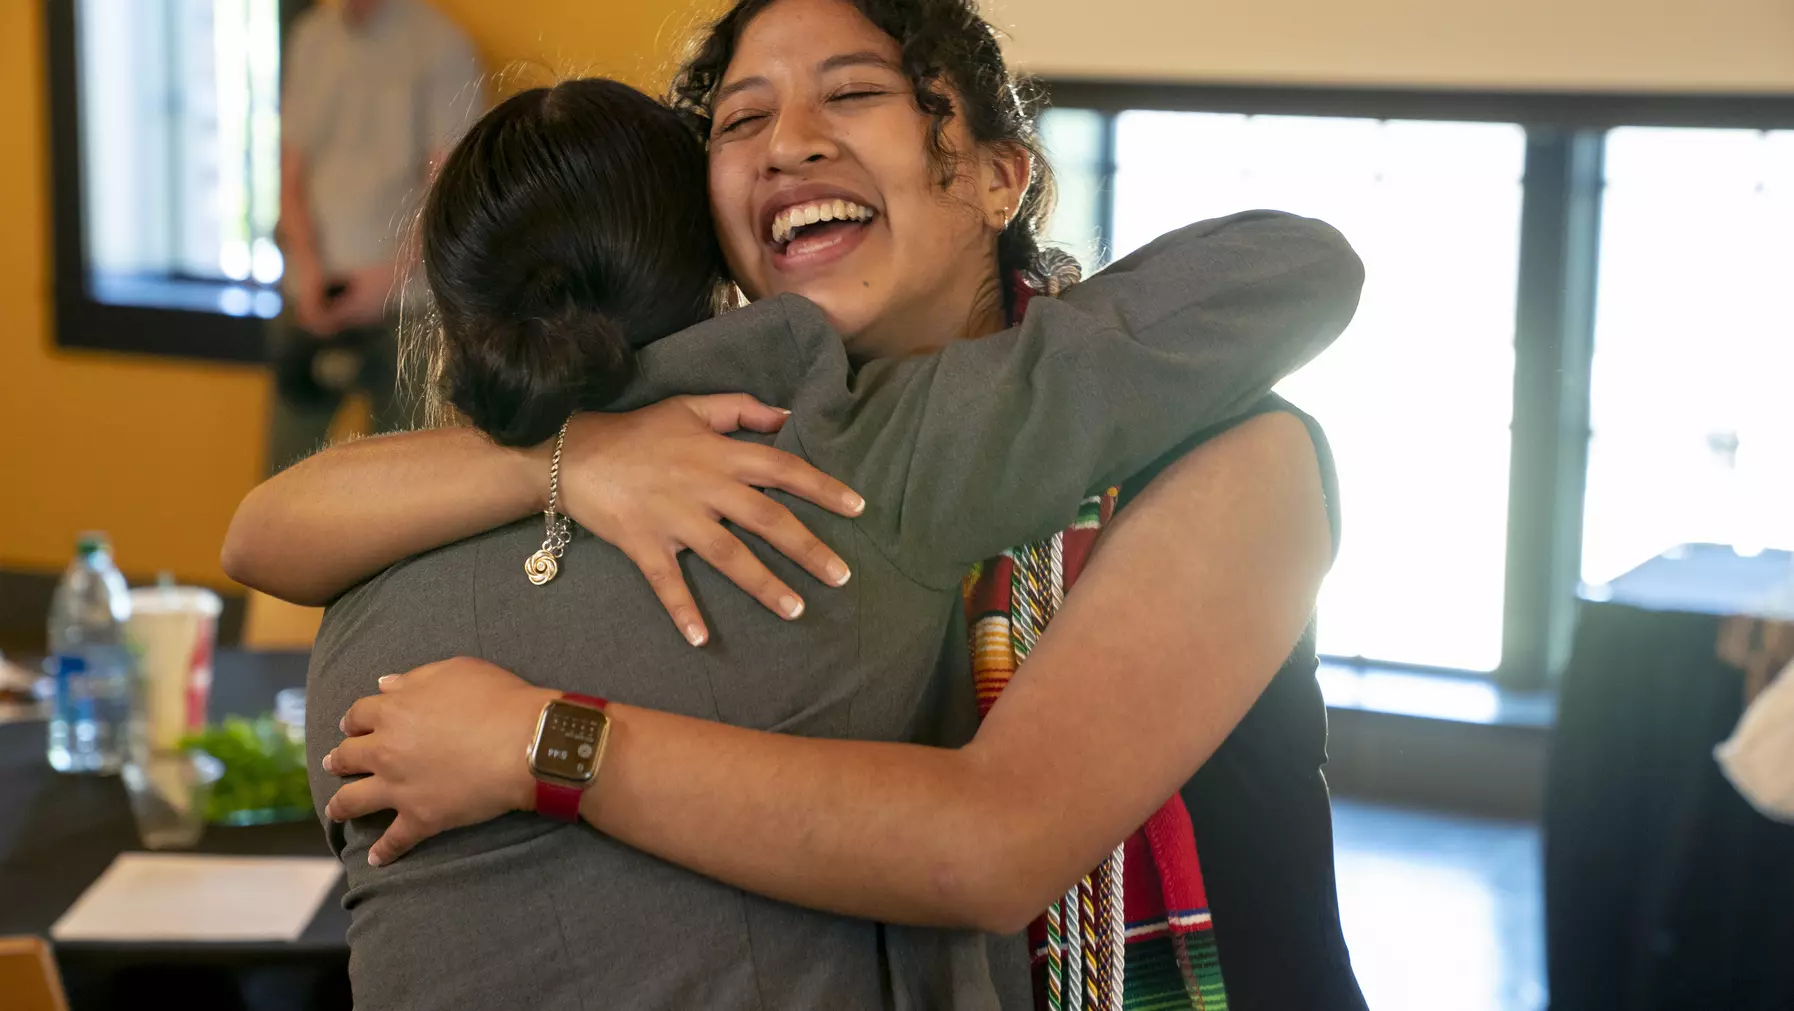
left=269, top=0, right=484, bottom=474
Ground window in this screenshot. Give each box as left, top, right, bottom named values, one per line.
left=1037, top=108, right=1108, bottom=271
left=1581, top=127, right=1794, bottom=590
left=49, top=0, right=294, bottom=359
left=1037, top=85, right=1794, bottom=684
left=1047, top=108, right=1526, bottom=671
left=79, top=0, right=283, bottom=312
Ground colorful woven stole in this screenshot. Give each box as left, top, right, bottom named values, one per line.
left=964, top=495, right=1229, bottom=1010
left=965, top=273, right=1227, bottom=1010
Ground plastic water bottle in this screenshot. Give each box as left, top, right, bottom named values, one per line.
left=47, top=532, right=135, bottom=774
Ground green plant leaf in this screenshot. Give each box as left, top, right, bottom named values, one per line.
left=179, top=712, right=310, bottom=822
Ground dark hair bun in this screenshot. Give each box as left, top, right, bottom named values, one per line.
left=417, top=77, right=725, bottom=447
left=442, top=305, right=630, bottom=448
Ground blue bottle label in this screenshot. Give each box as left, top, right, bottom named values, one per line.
left=50, top=653, right=87, bottom=719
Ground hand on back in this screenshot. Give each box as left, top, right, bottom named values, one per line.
left=554, top=395, right=864, bottom=646
left=322, top=657, right=553, bottom=867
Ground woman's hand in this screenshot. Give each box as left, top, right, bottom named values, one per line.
left=552, top=396, right=865, bottom=647
left=322, top=658, right=557, bottom=867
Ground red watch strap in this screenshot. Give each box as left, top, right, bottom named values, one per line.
left=535, top=780, right=583, bottom=823
left=535, top=693, right=608, bottom=823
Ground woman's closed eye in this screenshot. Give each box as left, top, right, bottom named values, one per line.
left=828, top=86, right=889, bottom=102
left=716, top=111, right=769, bottom=137
left=719, top=90, right=888, bottom=136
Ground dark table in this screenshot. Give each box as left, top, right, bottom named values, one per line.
left=1544, top=546, right=1794, bottom=1011
left=0, top=651, right=350, bottom=1011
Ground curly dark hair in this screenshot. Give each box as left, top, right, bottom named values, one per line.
left=669, top=0, right=1079, bottom=306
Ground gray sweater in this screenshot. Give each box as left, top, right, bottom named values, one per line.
left=306, top=211, right=1363, bottom=1010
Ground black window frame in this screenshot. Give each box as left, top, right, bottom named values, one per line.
left=1037, top=80, right=1794, bottom=689
left=43, top=0, right=312, bottom=364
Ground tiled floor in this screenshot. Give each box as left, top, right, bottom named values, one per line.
left=1332, top=799, right=1547, bottom=1011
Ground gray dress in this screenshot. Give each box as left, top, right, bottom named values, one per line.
left=306, top=211, right=1364, bottom=1010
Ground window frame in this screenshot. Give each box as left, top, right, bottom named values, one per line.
left=1037, top=80, right=1794, bottom=688
left=43, top=0, right=311, bottom=363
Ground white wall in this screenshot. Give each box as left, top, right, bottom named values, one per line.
left=991, top=0, right=1794, bottom=93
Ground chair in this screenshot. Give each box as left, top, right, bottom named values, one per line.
left=0, top=936, right=70, bottom=1011
left=240, top=590, right=324, bottom=651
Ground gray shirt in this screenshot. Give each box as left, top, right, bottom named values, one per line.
left=283, top=0, right=483, bottom=275
left=307, top=211, right=1364, bottom=1010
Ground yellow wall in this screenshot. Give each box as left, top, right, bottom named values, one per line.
left=5, top=0, right=1792, bottom=587
left=997, top=0, right=1794, bottom=92
left=0, top=0, right=269, bottom=587
left=0, top=0, right=715, bottom=588
left=433, top=0, right=721, bottom=91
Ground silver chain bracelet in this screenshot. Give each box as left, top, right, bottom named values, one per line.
left=525, top=417, right=574, bottom=585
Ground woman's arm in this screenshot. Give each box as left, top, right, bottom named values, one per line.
left=802, top=210, right=1360, bottom=582
left=325, top=410, right=1331, bottom=932
left=229, top=214, right=1354, bottom=614
left=223, top=426, right=542, bottom=605
left=221, top=396, right=862, bottom=618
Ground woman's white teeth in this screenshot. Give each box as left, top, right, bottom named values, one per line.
left=772, top=200, right=874, bottom=245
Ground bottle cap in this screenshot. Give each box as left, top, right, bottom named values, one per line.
left=75, top=532, right=110, bottom=556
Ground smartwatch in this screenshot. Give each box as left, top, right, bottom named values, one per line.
left=527, top=692, right=610, bottom=822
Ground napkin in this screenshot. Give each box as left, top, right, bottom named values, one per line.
left=1716, top=657, right=1794, bottom=824
left=51, top=853, right=341, bottom=942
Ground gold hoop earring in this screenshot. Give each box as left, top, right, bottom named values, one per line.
left=995, top=206, right=1011, bottom=229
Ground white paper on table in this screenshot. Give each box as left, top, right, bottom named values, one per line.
left=1716, top=657, right=1794, bottom=824
left=51, top=853, right=342, bottom=943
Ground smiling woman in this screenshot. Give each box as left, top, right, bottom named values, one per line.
left=767, top=196, right=876, bottom=248
left=675, top=0, right=1048, bottom=357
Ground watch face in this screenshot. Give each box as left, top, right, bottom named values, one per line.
left=531, top=700, right=607, bottom=784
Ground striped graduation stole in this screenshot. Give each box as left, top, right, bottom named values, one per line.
left=964, top=492, right=1229, bottom=1011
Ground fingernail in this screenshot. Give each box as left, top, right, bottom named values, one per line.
left=378, top=674, right=397, bottom=685
left=844, top=492, right=865, bottom=515
left=684, top=623, right=708, bottom=647
left=826, top=560, right=852, bottom=586
left=339, top=716, right=348, bottom=734
left=321, top=752, right=334, bottom=773
left=774, top=407, right=792, bottom=416
left=367, top=852, right=383, bottom=868
left=780, top=595, right=804, bottom=619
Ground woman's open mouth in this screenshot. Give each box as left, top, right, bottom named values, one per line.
left=767, top=198, right=877, bottom=272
